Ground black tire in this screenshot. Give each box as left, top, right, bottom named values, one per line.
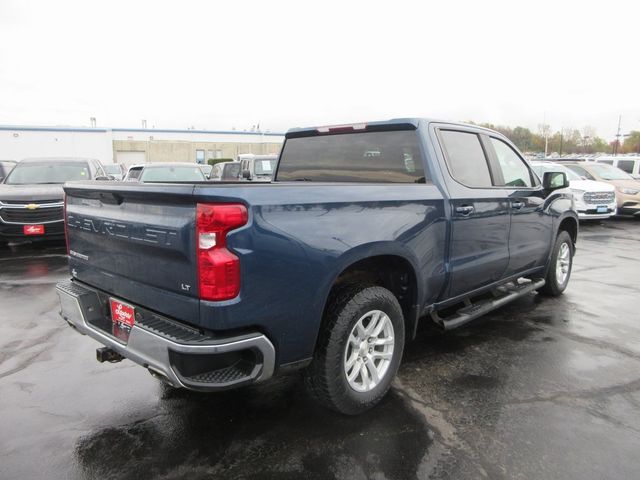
left=539, top=230, right=574, bottom=296
left=304, top=284, right=405, bottom=415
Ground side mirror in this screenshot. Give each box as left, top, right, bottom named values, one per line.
left=543, top=171, right=569, bottom=191
left=242, top=170, right=251, bottom=180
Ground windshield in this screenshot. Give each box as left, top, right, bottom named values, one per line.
left=531, top=163, right=580, bottom=181
left=4, top=162, right=90, bottom=184
left=139, top=165, right=206, bottom=182
left=588, top=163, right=634, bottom=180
left=103, top=164, right=121, bottom=174
left=254, top=159, right=276, bottom=176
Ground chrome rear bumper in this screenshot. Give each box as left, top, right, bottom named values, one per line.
left=56, top=280, right=276, bottom=391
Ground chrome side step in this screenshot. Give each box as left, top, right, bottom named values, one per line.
left=431, top=279, right=546, bottom=331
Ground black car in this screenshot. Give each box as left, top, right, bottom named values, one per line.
left=0, top=160, right=17, bottom=182
left=0, top=157, right=108, bottom=245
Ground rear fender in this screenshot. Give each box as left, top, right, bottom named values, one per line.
left=312, top=242, right=424, bottom=347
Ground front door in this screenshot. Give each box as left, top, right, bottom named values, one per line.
left=486, top=136, right=551, bottom=275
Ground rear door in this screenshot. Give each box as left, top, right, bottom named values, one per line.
left=485, top=136, right=551, bottom=276
left=434, top=128, right=511, bottom=298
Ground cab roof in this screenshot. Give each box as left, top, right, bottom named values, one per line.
left=285, top=118, right=500, bottom=138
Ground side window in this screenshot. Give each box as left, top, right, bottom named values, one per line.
left=439, top=130, right=492, bottom=187
left=617, top=160, right=634, bottom=174
left=490, top=138, right=533, bottom=187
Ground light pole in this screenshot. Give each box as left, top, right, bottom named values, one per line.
left=582, top=135, right=590, bottom=155
left=613, top=115, right=622, bottom=155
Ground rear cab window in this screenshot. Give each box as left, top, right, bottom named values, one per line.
left=276, top=129, right=427, bottom=183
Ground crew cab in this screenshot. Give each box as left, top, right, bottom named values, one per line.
left=0, top=157, right=108, bottom=245
left=56, top=119, right=578, bottom=414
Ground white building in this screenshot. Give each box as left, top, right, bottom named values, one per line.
left=0, top=125, right=285, bottom=166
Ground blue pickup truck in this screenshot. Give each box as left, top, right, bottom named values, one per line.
left=56, top=119, right=578, bottom=414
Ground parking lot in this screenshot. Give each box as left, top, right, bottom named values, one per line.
left=0, top=218, right=638, bottom=479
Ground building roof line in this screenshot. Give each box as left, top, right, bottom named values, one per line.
left=0, top=125, right=109, bottom=133
left=112, top=128, right=284, bottom=136
left=0, top=125, right=285, bottom=136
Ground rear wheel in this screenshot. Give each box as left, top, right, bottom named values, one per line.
left=539, top=230, right=574, bottom=296
left=304, top=285, right=405, bottom=415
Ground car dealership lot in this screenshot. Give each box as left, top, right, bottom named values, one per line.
left=1, top=220, right=639, bottom=480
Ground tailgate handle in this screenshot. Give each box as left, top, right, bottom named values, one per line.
left=455, top=205, right=475, bottom=216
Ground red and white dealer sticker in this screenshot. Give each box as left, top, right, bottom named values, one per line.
left=109, top=298, right=135, bottom=342
left=23, top=224, right=45, bottom=235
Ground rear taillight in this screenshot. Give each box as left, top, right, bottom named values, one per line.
left=63, top=193, right=69, bottom=255
left=196, top=203, right=248, bottom=301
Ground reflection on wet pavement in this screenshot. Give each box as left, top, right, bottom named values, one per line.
left=1, top=219, right=640, bottom=479
left=76, top=381, right=432, bottom=480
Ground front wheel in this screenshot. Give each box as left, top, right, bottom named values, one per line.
left=539, top=230, right=574, bottom=296
left=304, top=285, right=405, bottom=415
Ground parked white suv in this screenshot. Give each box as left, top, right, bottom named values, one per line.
left=531, top=161, right=616, bottom=219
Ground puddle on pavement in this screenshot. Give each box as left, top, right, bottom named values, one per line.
left=74, top=377, right=435, bottom=480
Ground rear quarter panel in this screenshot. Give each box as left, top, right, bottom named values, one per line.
left=194, top=183, right=447, bottom=365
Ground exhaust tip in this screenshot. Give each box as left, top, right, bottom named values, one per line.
left=147, top=366, right=178, bottom=387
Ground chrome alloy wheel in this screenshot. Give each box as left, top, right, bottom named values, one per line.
left=556, top=242, right=571, bottom=286
left=343, top=310, right=395, bottom=393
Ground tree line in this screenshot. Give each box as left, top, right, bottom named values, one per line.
left=470, top=122, right=640, bottom=155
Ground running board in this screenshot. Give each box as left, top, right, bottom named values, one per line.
left=431, top=279, right=546, bottom=331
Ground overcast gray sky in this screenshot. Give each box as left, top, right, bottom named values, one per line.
left=1, top=0, right=638, bottom=140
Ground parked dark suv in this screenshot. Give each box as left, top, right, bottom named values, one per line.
left=0, top=157, right=108, bottom=245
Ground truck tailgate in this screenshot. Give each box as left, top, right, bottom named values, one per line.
left=64, top=183, right=202, bottom=324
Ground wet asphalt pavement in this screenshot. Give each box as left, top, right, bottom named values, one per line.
left=1, top=219, right=639, bottom=480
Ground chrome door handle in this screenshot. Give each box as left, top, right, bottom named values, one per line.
left=511, top=201, right=525, bottom=210
left=455, top=205, right=475, bottom=216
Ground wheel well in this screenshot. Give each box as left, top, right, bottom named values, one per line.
left=558, top=217, right=578, bottom=245
left=323, top=255, right=418, bottom=340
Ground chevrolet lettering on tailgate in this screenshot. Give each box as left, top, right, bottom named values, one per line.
left=66, top=214, right=178, bottom=247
